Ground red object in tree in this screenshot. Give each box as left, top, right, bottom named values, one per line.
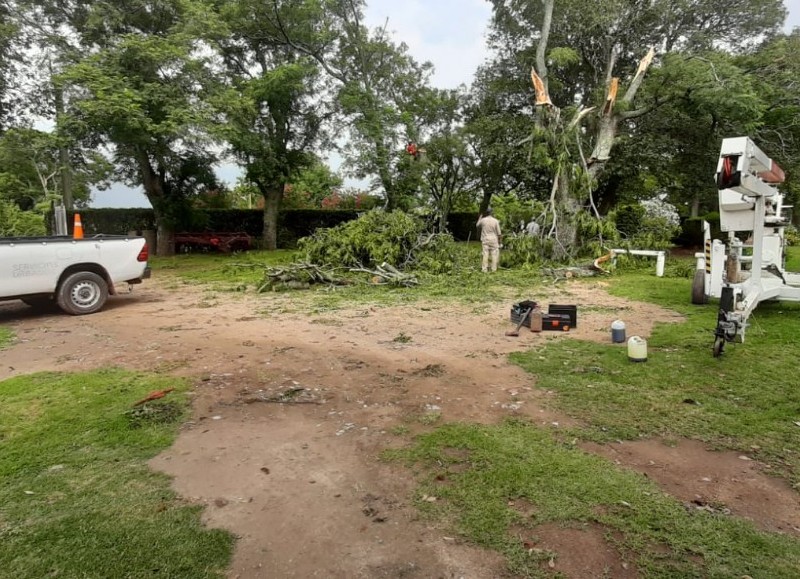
left=133, top=388, right=175, bottom=407
left=406, top=142, right=419, bottom=158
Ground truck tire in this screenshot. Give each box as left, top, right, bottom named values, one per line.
left=57, top=272, right=109, bottom=315
left=691, top=270, right=707, bottom=305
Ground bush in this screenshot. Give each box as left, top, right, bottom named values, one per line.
left=785, top=225, right=799, bottom=247
left=0, top=202, right=47, bottom=236
left=501, top=234, right=547, bottom=268
left=297, top=210, right=456, bottom=272
left=613, top=199, right=680, bottom=250
left=614, top=204, right=645, bottom=238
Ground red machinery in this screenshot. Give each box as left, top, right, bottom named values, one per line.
left=174, top=231, right=253, bottom=253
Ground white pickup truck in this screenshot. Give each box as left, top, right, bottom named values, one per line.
left=0, top=235, right=151, bottom=315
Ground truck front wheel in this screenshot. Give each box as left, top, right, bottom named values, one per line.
left=57, top=272, right=109, bottom=315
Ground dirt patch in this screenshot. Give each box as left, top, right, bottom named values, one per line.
left=0, top=278, right=793, bottom=577
left=513, top=522, right=638, bottom=578
left=582, top=439, right=800, bottom=536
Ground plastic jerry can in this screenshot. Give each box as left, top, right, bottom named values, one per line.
left=627, top=336, right=647, bottom=362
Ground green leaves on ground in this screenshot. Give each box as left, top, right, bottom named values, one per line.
left=0, top=369, right=233, bottom=578
left=298, top=209, right=457, bottom=272
left=395, top=420, right=800, bottom=578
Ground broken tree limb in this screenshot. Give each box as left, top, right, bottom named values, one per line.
left=567, top=105, right=596, bottom=131
left=255, top=262, right=349, bottom=292
left=622, top=46, right=656, bottom=104
left=602, top=78, right=619, bottom=116
left=531, top=69, right=552, bottom=106
left=542, top=264, right=608, bottom=281
left=350, top=263, right=418, bottom=287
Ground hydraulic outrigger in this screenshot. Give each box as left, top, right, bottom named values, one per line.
left=692, top=137, right=800, bottom=357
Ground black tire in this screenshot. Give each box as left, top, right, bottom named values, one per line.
left=691, top=270, right=708, bottom=305
left=57, top=272, right=109, bottom=315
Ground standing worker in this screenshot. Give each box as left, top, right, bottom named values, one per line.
left=525, top=218, right=540, bottom=237
left=476, top=208, right=502, bottom=273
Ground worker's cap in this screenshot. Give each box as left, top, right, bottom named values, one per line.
left=485, top=207, right=493, bottom=215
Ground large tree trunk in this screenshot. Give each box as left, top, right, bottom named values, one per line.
left=690, top=197, right=701, bottom=218
left=262, top=184, right=283, bottom=250
left=156, top=219, right=174, bottom=256
left=137, top=149, right=174, bottom=257
left=479, top=190, right=492, bottom=214
left=54, top=84, right=73, bottom=210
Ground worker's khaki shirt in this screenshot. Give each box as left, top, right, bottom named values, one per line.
left=477, top=216, right=501, bottom=246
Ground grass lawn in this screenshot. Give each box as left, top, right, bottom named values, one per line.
left=392, top=246, right=800, bottom=577
left=0, top=369, right=233, bottom=578
left=510, top=264, right=800, bottom=487
left=145, top=244, right=800, bottom=576
left=0, top=326, right=13, bottom=349
left=150, top=244, right=553, bottom=310
left=393, top=420, right=800, bottom=578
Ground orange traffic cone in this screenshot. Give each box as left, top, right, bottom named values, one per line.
left=73, top=213, right=84, bottom=239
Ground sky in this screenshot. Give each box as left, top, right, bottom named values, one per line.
left=91, top=0, right=800, bottom=208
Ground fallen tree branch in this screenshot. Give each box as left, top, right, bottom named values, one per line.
left=255, top=262, right=349, bottom=292
left=350, top=262, right=419, bottom=287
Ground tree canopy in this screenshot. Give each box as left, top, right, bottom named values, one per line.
left=1, top=0, right=797, bottom=256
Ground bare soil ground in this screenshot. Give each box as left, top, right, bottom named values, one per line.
left=2, top=278, right=798, bottom=578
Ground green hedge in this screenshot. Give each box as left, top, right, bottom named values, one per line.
left=675, top=213, right=722, bottom=248
left=54, top=208, right=482, bottom=248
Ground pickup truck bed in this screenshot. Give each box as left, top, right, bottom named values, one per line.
left=0, top=235, right=150, bottom=315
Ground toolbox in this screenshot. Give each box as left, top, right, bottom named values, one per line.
left=547, top=304, right=577, bottom=328
left=510, top=301, right=539, bottom=328
left=542, top=313, right=572, bottom=331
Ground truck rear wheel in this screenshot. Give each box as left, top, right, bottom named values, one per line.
left=691, top=270, right=707, bottom=305
left=57, top=272, right=109, bottom=315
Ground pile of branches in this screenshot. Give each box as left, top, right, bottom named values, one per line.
left=350, top=262, right=418, bottom=287
left=297, top=209, right=456, bottom=273
left=256, top=262, right=349, bottom=292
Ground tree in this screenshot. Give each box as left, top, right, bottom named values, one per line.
left=210, top=0, right=328, bottom=249
left=63, top=6, right=218, bottom=255
left=417, top=90, right=476, bottom=232
left=255, top=0, right=435, bottom=211
left=0, top=0, right=19, bottom=130
left=746, top=31, right=800, bottom=215
left=286, top=159, right=343, bottom=209
left=0, top=127, right=109, bottom=210
left=480, top=0, right=787, bottom=256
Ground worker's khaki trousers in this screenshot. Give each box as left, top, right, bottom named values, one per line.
left=482, top=241, right=499, bottom=272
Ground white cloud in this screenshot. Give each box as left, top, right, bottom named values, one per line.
left=364, top=0, right=492, bottom=88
